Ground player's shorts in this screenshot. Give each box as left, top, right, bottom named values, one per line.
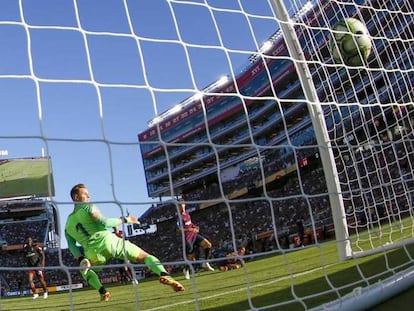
left=186, top=234, right=206, bottom=255
left=85, top=231, right=142, bottom=265
left=28, top=269, right=44, bottom=278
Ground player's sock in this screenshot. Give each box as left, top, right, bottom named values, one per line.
left=81, top=269, right=103, bottom=290
left=204, top=248, right=211, bottom=260
left=144, top=255, right=167, bottom=276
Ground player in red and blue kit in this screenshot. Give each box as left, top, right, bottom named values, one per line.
left=177, top=199, right=214, bottom=280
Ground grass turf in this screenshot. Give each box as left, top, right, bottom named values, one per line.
left=2, top=239, right=414, bottom=311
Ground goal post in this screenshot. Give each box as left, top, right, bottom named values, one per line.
left=1, top=0, right=413, bottom=310
left=269, top=0, right=352, bottom=261
left=265, top=0, right=414, bottom=309
left=263, top=0, right=414, bottom=261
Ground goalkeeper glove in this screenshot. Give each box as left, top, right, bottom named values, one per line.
left=121, top=216, right=140, bottom=224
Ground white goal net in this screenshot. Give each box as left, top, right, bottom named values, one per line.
left=0, top=0, right=413, bottom=310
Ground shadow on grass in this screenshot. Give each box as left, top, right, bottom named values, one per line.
left=204, top=244, right=414, bottom=311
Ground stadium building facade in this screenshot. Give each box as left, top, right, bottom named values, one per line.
left=138, top=0, right=413, bottom=209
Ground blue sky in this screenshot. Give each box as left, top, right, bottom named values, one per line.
left=0, top=0, right=300, bottom=248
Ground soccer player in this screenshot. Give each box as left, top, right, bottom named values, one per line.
left=65, top=183, right=184, bottom=302
left=217, top=247, right=246, bottom=272
left=177, top=199, right=214, bottom=280
left=23, top=236, right=48, bottom=299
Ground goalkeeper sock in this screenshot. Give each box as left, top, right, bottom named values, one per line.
left=98, top=286, right=108, bottom=295
left=144, top=255, right=167, bottom=276
left=81, top=269, right=103, bottom=290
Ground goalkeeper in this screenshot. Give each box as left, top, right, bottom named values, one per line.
left=65, top=183, right=185, bottom=301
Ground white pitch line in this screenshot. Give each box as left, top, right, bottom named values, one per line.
left=145, top=264, right=330, bottom=311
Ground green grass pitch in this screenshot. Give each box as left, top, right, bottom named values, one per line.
left=2, top=239, right=413, bottom=311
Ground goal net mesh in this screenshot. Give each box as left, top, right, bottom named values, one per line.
left=0, top=0, right=413, bottom=310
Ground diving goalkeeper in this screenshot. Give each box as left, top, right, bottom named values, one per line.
left=65, top=183, right=185, bottom=301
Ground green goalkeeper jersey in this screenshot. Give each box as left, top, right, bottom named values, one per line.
left=65, top=202, right=167, bottom=277
left=65, top=203, right=117, bottom=260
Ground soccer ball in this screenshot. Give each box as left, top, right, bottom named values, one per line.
left=330, top=18, right=372, bottom=66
